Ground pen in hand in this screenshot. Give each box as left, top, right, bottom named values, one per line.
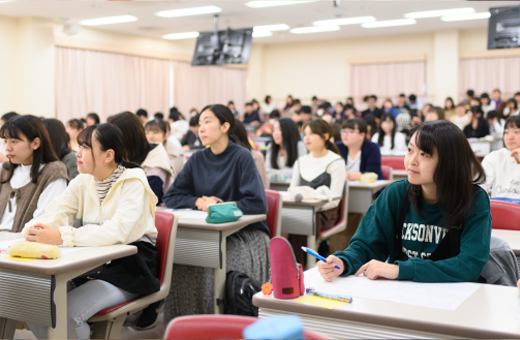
left=301, top=246, right=341, bottom=270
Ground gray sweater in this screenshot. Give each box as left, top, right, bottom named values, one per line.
left=62, top=151, right=79, bottom=180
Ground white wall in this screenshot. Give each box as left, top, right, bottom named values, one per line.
left=0, top=16, right=19, bottom=115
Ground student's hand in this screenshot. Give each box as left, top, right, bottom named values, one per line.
left=251, top=121, right=261, bottom=127
left=195, top=197, right=207, bottom=211
left=182, top=145, right=191, bottom=152
left=510, top=148, right=520, bottom=164
left=24, top=223, right=63, bottom=245
left=317, top=255, right=344, bottom=282
left=203, top=196, right=223, bottom=207
left=355, top=260, right=399, bottom=280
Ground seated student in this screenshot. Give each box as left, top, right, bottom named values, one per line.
left=336, top=118, right=384, bottom=182
left=486, top=110, right=505, bottom=139
left=136, top=108, right=149, bottom=125
left=0, top=112, right=20, bottom=165
left=343, top=104, right=358, bottom=120
left=23, top=123, right=160, bottom=339
left=162, top=104, right=270, bottom=320
left=228, top=100, right=240, bottom=119
left=266, top=118, right=307, bottom=179
left=481, top=93, right=496, bottom=117
left=43, top=119, right=79, bottom=181
left=180, top=114, right=203, bottom=151
left=334, top=102, right=345, bottom=119
left=425, top=106, right=445, bottom=122
left=289, top=120, right=346, bottom=264
left=145, top=119, right=184, bottom=177
left=318, top=120, right=491, bottom=283
left=242, top=102, right=262, bottom=126
left=481, top=115, right=520, bottom=199
left=65, top=119, right=84, bottom=152
left=169, top=107, right=189, bottom=141
left=362, top=95, right=383, bottom=122
left=110, top=111, right=173, bottom=204
left=451, top=103, right=471, bottom=130
left=256, top=109, right=280, bottom=137
left=381, top=99, right=398, bottom=117
left=395, top=93, right=410, bottom=114
left=396, top=110, right=412, bottom=136
left=463, top=106, right=490, bottom=139
left=86, top=112, right=100, bottom=126
left=233, top=119, right=269, bottom=189
left=0, top=115, right=68, bottom=234
left=371, top=113, right=408, bottom=156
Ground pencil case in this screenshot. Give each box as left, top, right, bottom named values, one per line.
left=8, top=241, right=61, bottom=259
left=269, top=237, right=304, bottom=299
left=206, top=201, right=243, bottom=224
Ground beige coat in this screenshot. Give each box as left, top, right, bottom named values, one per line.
left=23, top=168, right=158, bottom=247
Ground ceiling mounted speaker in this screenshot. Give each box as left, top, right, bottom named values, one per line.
left=63, top=20, right=80, bottom=36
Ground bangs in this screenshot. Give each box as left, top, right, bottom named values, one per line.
left=144, top=124, right=163, bottom=134
left=0, top=120, right=23, bottom=140
left=77, top=125, right=96, bottom=148
left=505, top=116, right=520, bottom=130
left=409, top=124, right=436, bottom=156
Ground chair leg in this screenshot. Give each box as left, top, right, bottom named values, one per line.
left=91, top=314, right=128, bottom=340
left=0, top=318, right=17, bottom=339
left=106, top=315, right=127, bottom=339
left=91, top=320, right=111, bottom=339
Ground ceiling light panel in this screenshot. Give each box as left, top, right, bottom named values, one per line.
left=290, top=26, right=340, bottom=34
left=245, top=1, right=317, bottom=8
left=313, top=16, right=376, bottom=26
left=362, top=19, right=416, bottom=28
left=253, top=24, right=290, bottom=32
left=404, top=7, right=475, bottom=19
left=156, top=6, right=222, bottom=18
left=441, top=12, right=491, bottom=22
left=163, top=32, right=200, bottom=40
left=81, top=15, right=137, bottom=26
left=252, top=31, right=273, bottom=37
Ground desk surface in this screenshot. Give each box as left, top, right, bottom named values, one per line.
left=254, top=271, right=520, bottom=339
left=348, top=180, right=392, bottom=191
left=492, top=229, right=520, bottom=256
left=0, top=243, right=136, bottom=276
left=157, top=208, right=266, bottom=231
left=279, top=191, right=341, bottom=207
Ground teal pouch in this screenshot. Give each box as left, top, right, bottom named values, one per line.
left=206, top=202, right=243, bottom=224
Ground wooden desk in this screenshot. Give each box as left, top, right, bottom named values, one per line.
left=270, top=181, right=290, bottom=191
left=253, top=269, right=520, bottom=339
left=492, top=229, right=520, bottom=256
left=393, top=169, right=408, bottom=181
left=0, top=237, right=136, bottom=339
left=347, top=180, right=392, bottom=214
left=158, top=208, right=266, bottom=314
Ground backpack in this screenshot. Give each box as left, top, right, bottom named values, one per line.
left=224, top=271, right=262, bottom=316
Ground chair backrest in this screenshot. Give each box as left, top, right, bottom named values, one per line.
left=265, top=189, right=283, bottom=238
left=318, top=182, right=349, bottom=239
left=490, top=200, right=520, bottom=230
left=154, top=210, right=178, bottom=284
left=381, top=156, right=406, bottom=170
left=380, top=165, right=393, bottom=181
left=164, top=315, right=326, bottom=340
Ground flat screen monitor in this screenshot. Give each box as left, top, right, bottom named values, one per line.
left=488, top=5, right=520, bottom=49
left=191, top=27, right=253, bottom=66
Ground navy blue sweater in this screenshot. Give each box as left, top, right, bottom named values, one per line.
left=335, top=139, right=384, bottom=180
left=163, top=141, right=269, bottom=234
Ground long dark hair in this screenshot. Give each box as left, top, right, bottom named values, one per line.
left=0, top=115, right=59, bottom=183
left=42, top=119, right=71, bottom=160
left=377, top=113, right=396, bottom=150
left=306, top=119, right=340, bottom=155
left=407, top=121, right=486, bottom=229
left=200, top=104, right=237, bottom=143
left=232, top=118, right=252, bottom=151
left=77, top=123, right=136, bottom=168
left=110, top=111, right=151, bottom=165
left=270, top=118, right=300, bottom=169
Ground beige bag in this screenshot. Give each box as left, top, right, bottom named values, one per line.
left=8, top=241, right=61, bottom=259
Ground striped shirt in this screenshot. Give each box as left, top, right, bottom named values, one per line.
left=95, top=165, right=126, bottom=204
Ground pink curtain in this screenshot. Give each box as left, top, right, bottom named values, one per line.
left=350, top=62, right=425, bottom=106
left=173, top=61, right=247, bottom=117
left=55, top=47, right=171, bottom=123
left=459, top=57, right=520, bottom=100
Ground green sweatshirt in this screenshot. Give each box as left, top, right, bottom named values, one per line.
left=334, top=179, right=491, bottom=282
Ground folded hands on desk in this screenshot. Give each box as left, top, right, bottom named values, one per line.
left=317, top=255, right=399, bottom=281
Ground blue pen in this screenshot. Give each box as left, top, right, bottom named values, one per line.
left=301, top=246, right=341, bottom=269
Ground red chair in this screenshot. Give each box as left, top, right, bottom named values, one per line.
left=381, top=156, right=405, bottom=170
left=490, top=200, right=520, bottom=230
left=265, top=189, right=283, bottom=238
left=88, top=211, right=179, bottom=339
left=380, top=165, right=394, bottom=181
left=164, top=315, right=327, bottom=339
left=315, top=181, right=349, bottom=249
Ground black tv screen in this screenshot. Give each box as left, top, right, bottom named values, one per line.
left=488, top=5, right=520, bottom=49
left=191, top=27, right=253, bottom=66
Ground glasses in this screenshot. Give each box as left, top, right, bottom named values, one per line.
left=340, top=129, right=359, bottom=135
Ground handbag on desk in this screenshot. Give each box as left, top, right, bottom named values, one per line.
left=269, top=237, right=305, bottom=299
left=206, top=201, right=243, bottom=224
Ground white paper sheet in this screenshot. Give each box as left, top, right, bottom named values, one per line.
left=304, top=267, right=480, bottom=311
left=163, top=209, right=208, bottom=219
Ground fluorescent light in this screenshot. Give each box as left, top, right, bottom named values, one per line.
left=253, top=24, right=290, bottom=32
left=156, top=6, right=222, bottom=18
left=163, top=32, right=200, bottom=40
left=313, top=16, right=375, bottom=26
left=252, top=31, right=273, bottom=37
left=246, top=1, right=317, bottom=8
left=404, top=7, right=475, bottom=19
left=441, top=12, right=491, bottom=22
left=290, top=26, right=340, bottom=34
left=81, top=15, right=137, bottom=26
left=362, top=19, right=416, bottom=28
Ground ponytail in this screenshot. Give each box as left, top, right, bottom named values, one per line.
left=307, top=119, right=341, bottom=155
